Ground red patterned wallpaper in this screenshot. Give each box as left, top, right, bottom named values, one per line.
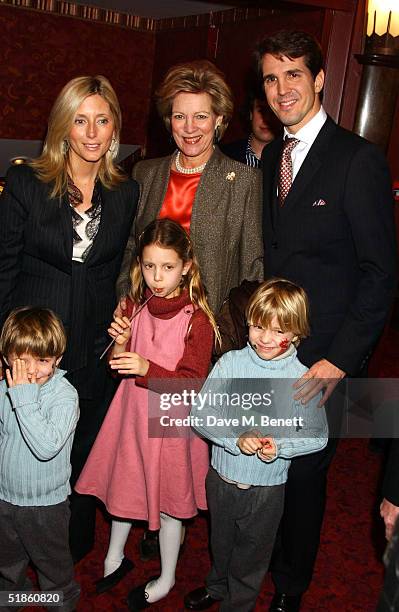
left=0, top=5, right=155, bottom=145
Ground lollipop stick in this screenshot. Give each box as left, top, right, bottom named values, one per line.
left=99, top=293, right=155, bottom=360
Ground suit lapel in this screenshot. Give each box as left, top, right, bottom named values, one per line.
left=283, top=116, right=337, bottom=209
left=271, top=138, right=283, bottom=231
left=191, top=148, right=226, bottom=239
left=59, top=194, right=73, bottom=262
left=85, top=184, right=118, bottom=265
left=262, top=137, right=282, bottom=233
left=137, top=157, right=172, bottom=231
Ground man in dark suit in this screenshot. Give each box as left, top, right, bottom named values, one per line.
left=258, top=31, right=396, bottom=611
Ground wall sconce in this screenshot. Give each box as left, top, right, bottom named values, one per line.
left=353, top=0, right=399, bottom=150
left=366, top=0, right=399, bottom=55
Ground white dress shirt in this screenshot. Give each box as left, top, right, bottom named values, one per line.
left=284, top=106, right=327, bottom=181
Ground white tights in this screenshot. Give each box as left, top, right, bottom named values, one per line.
left=103, top=513, right=182, bottom=604
left=104, top=519, right=132, bottom=576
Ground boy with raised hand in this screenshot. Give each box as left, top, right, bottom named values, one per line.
left=0, top=307, right=80, bottom=611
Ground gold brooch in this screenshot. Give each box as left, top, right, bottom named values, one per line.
left=226, top=172, right=236, bottom=181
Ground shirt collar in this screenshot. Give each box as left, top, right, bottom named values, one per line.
left=246, top=135, right=259, bottom=158
left=283, top=106, right=327, bottom=147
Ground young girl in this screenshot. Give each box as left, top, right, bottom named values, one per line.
left=75, top=218, right=218, bottom=610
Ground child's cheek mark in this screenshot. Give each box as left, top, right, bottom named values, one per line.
left=279, top=338, right=290, bottom=350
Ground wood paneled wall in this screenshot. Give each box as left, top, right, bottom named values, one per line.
left=0, top=1, right=397, bottom=179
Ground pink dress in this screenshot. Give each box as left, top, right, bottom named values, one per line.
left=75, top=292, right=209, bottom=530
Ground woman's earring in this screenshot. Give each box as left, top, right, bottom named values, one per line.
left=62, top=140, right=69, bottom=155
left=214, top=125, right=221, bottom=144
left=108, top=138, right=117, bottom=155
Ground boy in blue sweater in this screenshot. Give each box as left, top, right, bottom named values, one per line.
left=185, top=279, right=328, bottom=612
left=0, top=307, right=80, bottom=611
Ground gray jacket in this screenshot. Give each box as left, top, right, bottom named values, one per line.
left=116, top=147, right=263, bottom=313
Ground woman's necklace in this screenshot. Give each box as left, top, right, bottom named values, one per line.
left=175, top=150, right=208, bottom=175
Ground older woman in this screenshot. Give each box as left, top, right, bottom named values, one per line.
left=117, top=60, right=263, bottom=315
left=0, top=75, right=139, bottom=561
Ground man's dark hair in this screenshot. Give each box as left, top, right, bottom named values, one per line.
left=255, top=30, right=324, bottom=80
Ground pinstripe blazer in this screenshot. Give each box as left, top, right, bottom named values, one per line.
left=0, top=164, right=138, bottom=376
left=117, top=147, right=263, bottom=313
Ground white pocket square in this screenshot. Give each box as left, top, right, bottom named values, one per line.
left=312, top=199, right=327, bottom=207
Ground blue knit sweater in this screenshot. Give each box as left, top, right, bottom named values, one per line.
left=0, top=369, right=79, bottom=506
left=191, top=345, right=328, bottom=486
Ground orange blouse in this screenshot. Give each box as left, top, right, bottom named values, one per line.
left=158, top=169, right=202, bottom=233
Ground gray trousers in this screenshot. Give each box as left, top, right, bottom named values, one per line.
left=0, top=500, right=80, bottom=612
left=205, top=468, right=284, bottom=612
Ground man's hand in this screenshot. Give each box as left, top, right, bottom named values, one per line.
left=293, top=359, right=345, bottom=407
left=237, top=430, right=264, bottom=455
left=109, top=352, right=149, bottom=377
left=380, top=498, right=399, bottom=541
left=6, top=359, right=34, bottom=387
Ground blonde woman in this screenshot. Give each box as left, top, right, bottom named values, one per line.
left=0, top=75, right=139, bottom=561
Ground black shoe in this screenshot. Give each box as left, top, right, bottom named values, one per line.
left=184, top=586, right=221, bottom=610
left=95, top=557, right=134, bottom=594
left=127, top=576, right=158, bottom=611
left=139, top=531, right=160, bottom=562
left=269, top=592, right=302, bottom=612
left=139, top=529, right=185, bottom=561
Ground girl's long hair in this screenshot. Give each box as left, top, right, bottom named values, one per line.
left=130, top=218, right=220, bottom=344
left=30, top=75, right=125, bottom=198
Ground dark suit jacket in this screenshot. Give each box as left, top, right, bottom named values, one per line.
left=0, top=165, right=138, bottom=386
left=262, top=115, right=397, bottom=374
left=219, top=139, right=249, bottom=165
left=117, top=147, right=263, bottom=313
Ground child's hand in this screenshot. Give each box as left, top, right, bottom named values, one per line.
left=237, top=430, right=265, bottom=455
left=108, top=316, right=132, bottom=345
left=6, top=359, right=34, bottom=387
left=109, top=352, right=149, bottom=377
left=113, top=297, right=127, bottom=320
left=257, top=437, right=277, bottom=462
